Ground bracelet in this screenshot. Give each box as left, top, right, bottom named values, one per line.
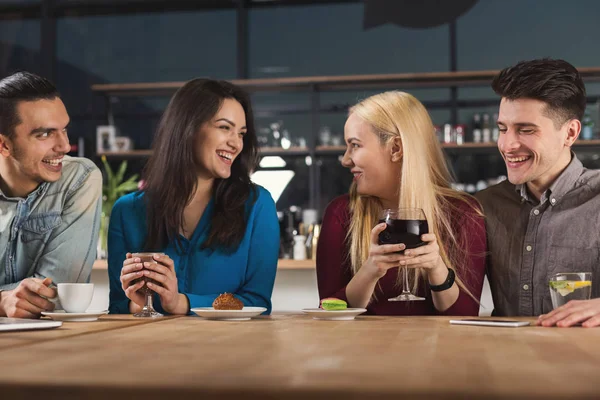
left=429, top=267, right=455, bottom=292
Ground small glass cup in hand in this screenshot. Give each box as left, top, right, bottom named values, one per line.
left=131, top=252, right=165, bottom=318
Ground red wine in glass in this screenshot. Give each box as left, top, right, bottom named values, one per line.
left=378, top=219, right=429, bottom=251
left=378, top=208, right=428, bottom=301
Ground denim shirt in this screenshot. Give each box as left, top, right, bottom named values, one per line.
left=0, top=156, right=102, bottom=291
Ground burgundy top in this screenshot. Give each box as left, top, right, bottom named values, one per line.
left=316, top=195, right=487, bottom=316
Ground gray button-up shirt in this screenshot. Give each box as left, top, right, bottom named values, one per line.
left=0, top=156, right=102, bottom=291
left=476, top=154, right=600, bottom=316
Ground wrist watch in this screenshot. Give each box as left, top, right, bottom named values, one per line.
left=429, top=267, right=455, bottom=292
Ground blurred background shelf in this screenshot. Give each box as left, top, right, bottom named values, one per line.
left=91, top=68, right=600, bottom=95
left=92, top=258, right=316, bottom=271
left=98, top=140, right=600, bottom=159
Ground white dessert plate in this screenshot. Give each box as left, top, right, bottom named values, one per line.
left=190, top=307, right=267, bottom=321
left=41, top=310, right=108, bottom=322
left=301, top=308, right=367, bottom=320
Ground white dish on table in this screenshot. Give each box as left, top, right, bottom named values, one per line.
left=191, top=307, right=267, bottom=321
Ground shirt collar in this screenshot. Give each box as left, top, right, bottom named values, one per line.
left=515, top=152, right=583, bottom=206
left=0, top=181, right=49, bottom=202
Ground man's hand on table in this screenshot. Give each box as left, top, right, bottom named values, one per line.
left=537, top=298, right=600, bottom=328
left=0, top=277, right=56, bottom=318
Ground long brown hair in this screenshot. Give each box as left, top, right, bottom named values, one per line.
left=142, top=79, right=259, bottom=252
left=347, top=91, right=482, bottom=299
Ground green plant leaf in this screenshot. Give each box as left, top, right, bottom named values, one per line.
left=116, top=181, right=139, bottom=194
left=101, top=157, right=139, bottom=214
left=102, top=156, right=115, bottom=190
left=115, top=161, right=128, bottom=184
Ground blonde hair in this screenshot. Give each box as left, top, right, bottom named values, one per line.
left=347, top=91, right=481, bottom=298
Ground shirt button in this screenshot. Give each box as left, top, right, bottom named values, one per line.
left=533, top=209, right=540, bottom=215
left=526, top=245, right=532, bottom=252
left=550, top=198, right=556, bottom=205
left=523, top=284, right=529, bottom=291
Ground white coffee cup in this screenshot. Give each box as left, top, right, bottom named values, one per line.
left=57, top=283, right=94, bottom=313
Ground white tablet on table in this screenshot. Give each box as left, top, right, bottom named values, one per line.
left=450, top=318, right=530, bottom=328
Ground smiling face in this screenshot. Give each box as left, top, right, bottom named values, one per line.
left=0, top=97, right=70, bottom=197
left=194, top=98, right=247, bottom=181
left=341, top=112, right=401, bottom=206
left=497, top=98, right=579, bottom=199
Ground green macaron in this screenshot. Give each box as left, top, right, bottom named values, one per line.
left=320, top=298, right=348, bottom=311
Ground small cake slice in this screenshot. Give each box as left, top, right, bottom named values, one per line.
left=320, top=298, right=348, bottom=311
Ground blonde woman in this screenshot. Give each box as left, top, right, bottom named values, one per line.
left=316, top=91, right=486, bottom=315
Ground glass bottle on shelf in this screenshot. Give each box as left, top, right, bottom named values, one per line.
left=311, top=224, right=320, bottom=261
left=319, top=126, right=332, bottom=146
left=281, top=129, right=292, bottom=149
left=472, top=114, right=482, bottom=143
left=455, top=124, right=466, bottom=145
left=270, top=122, right=282, bottom=148
left=293, top=235, right=307, bottom=260
left=482, top=113, right=491, bottom=142
left=443, top=123, right=453, bottom=143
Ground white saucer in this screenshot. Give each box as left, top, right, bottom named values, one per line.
left=41, top=310, right=108, bottom=322
left=301, top=308, right=367, bottom=320
left=190, top=307, right=267, bottom=321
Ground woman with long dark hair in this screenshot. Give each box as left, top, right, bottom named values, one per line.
left=108, top=79, right=279, bottom=315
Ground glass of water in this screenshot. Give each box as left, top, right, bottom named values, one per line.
left=549, top=272, right=592, bottom=309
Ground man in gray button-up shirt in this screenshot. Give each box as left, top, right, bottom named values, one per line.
left=0, top=72, right=102, bottom=318
left=476, top=59, right=600, bottom=327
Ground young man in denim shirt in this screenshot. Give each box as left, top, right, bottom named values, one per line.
left=0, top=72, right=102, bottom=318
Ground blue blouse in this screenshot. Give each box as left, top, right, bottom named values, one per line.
left=107, top=185, right=280, bottom=314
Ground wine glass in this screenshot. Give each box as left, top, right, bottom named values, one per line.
left=132, top=252, right=164, bottom=317
left=378, top=208, right=429, bottom=301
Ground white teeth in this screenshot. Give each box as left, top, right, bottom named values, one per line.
left=42, top=157, right=63, bottom=166
left=217, top=151, right=232, bottom=161
left=507, top=156, right=530, bottom=162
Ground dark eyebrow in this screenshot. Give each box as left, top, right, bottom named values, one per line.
left=215, top=118, right=247, bottom=130
left=29, top=122, right=70, bottom=136
left=514, top=122, right=539, bottom=128
left=30, top=127, right=57, bottom=136
left=496, top=121, right=539, bottom=129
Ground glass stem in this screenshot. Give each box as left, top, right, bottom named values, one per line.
left=402, top=266, right=410, bottom=294
left=144, top=293, right=153, bottom=310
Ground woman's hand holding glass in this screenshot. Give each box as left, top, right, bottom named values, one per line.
left=399, top=233, right=446, bottom=276
left=120, top=253, right=182, bottom=314
left=362, top=223, right=407, bottom=280
left=139, top=254, right=181, bottom=313
left=120, top=253, right=147, bottom=311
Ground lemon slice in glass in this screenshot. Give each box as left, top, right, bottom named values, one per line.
left=550, top=280, right=591, bottom=297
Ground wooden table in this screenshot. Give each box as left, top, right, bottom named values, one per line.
left=1, top=314, right=599, bottom=399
